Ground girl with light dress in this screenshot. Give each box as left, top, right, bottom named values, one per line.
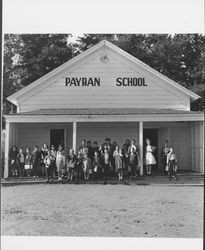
left=113, top=145, right=124, bottom=181
left=145, top=138, right=156, bottom=175
left=56, top=146, right=66, bottom=181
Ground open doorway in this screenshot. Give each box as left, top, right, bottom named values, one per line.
left=143, top=128, right=158, bottom=170
left=50, top=129, right=64, bottom=150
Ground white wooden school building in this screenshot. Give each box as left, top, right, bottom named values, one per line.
left=4, top=40, right=204, bottom=178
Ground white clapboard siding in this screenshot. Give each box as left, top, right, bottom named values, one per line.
left=170, top=125, right=189, bottom=170
left=19, top=51, right=189, bottom=112
left=188, top=122, right=204, bottom=173
left=17, top=123, right=72, bottom=151
left=76, top=122, right=139, bottom=150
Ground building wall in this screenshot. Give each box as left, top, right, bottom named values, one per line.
left=18, top=48, right=190, bottom=112
left=188, top=121, right=204, bottom=173
left=76, top=122, right=139, bottom=150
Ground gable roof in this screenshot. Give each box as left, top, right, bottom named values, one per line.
left=7, top=40, right=200, bottom=105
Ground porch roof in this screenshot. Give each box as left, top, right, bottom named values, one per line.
left=8, top=108, right=204, bottom=116
left=4, top=108, right=204, bottom=123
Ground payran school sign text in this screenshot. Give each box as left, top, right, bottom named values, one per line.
left=65, top=77, right=148, bottom=87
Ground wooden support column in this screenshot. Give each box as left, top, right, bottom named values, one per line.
left=72, top=121, right=77, bottom=154
left=4, top=121, right=10, bottom=179
left=139, top=121, right=143, bottom=176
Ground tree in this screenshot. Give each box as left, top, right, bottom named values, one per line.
left=3, top=34, right=75, bottom=115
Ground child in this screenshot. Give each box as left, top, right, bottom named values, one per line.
left=113, top=146, right=123, bottom=181
left=31, top=145, right=41, bottom=178
left=17, top=148, right=25, bottom=178
left=93, top=150, right=100, bottom=180
left=56, top=146, right=66, bottom=181
left=50, top=145, right=57, bottom=177
left=82, top=151, right=91, bottom=181
left=167, top=147, right=177, bottom=180
left=101, top=148, right=111, bottom=184
left=128, top=146, right=138, bottom=179
left=24, top=147, right=32, bottom=178
left=9, top=145, right=18, bottom=176
left=41, top=144, right=49, bottom=177
left=161, top=140, right=170, bottom=173
left=66, top=149, right=77, bottom=181
left=145, top=138, right=156, bottom=175
left=75, top=152, right=83, bottom=182
left=44, top=150, right=55, bottom=182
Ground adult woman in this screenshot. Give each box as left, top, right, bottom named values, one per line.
left=145, top=138, right=156, bottom=175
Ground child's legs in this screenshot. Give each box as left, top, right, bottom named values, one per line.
left=150, top=165, right=152, bottom=173
left=45, top=167, right=49, bottom=180
left=19, top=163, right=24, bottom=177
left=146, top=165, right=149, bottom=173
left=131, top=163, right=135, bottom=176
left=118, top=170, right=120, bottom=180
left=33, top=162, right=38, bottom=176
left=120, top=169, right=123, bottom=179
left=70, top=169, right=74, bottom=180
left=168, top=163, right=172, bottom=178
left=57, top=165, right=62, bottom=179
left=170, top=161, right=174, bottom=177
left=27, top=169, right=31, bottom=177
left=11, top=163, right=15, bottom=175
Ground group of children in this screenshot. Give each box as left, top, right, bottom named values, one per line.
left=8, top=137, right=177, bottom=183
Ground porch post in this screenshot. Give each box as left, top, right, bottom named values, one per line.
left=72, top=121, right=77, bottom=154
left=139, top=121, right=143, bottom=176
left=4, top=121, right=10, bottom=179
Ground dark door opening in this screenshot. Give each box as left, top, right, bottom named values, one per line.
left=143, top=128, right=158, bottom=169
left=50, top=129, right=64, bottom=150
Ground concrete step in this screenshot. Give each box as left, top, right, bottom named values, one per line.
left=1, top=175, right=204, bottom=187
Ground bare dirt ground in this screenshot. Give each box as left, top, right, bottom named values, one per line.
left=1, top=184, right=203, bottom=237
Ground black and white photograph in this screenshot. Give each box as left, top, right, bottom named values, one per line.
left=1, top=1, right=204, bottom=250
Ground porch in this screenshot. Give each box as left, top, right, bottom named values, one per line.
left=3, top=108, right=204, bottom=178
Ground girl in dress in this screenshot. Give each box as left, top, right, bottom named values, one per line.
left=101, top=148, right=111, bottom=184
left=9, top=145, right=18, bottom=176
left=79, top=143, right=91, bottom=181
left=145, top=138, right=156, bottom=175
left=66, top=149, right=77, bottom=181
left=113, top=146, right=123, bottom=181
left=56, top=145, right=66, bottom=181
left=167, top=147, right=177, bottom=180
left=93, top=150, right=100, bottom=180
left=24, top=147, right=32, bottom=178
left=17, top=148, right=25, bottom=178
